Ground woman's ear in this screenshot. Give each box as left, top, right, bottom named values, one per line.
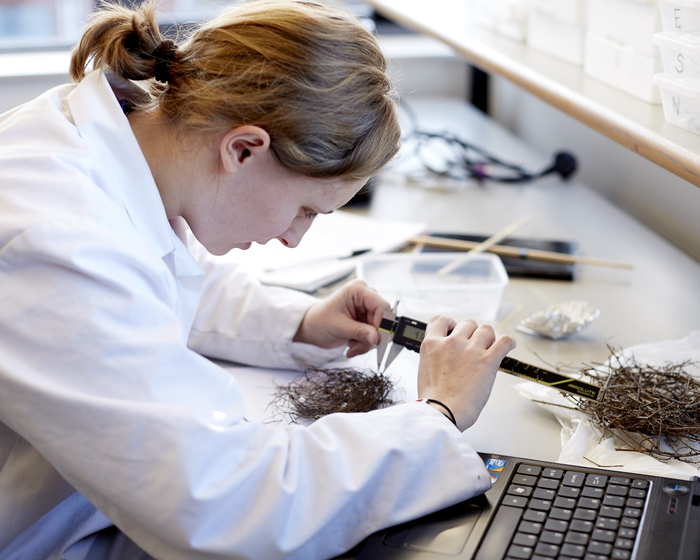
left=220, top=125, right=271, bottom=173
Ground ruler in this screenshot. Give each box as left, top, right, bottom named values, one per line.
left=379, top=315, right=605, bottom=402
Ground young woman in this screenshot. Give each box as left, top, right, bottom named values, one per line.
left=0, top=0, right=515, bottom=558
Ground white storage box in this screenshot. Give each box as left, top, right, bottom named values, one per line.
left=474, top=0, right=528, bottom=41
left=654, top=31, right=700, bottom=80
left=659, top=0, right=700, bottom=35
left=585, top=32, right=662, bottom=103
left=653, top=72, right=700, bottom=132
left=355, top=253, right=508, bottom=323
left=526, top=0, right=588, bottom=25
left=588, top=0, right=661, bottom=57
left=527, top=10, right=586, bottom=65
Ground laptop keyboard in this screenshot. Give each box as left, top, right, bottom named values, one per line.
left=492, top=463, right=650, bottom=560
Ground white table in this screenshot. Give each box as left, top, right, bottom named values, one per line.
left=222, top=96, right=700, bottom=465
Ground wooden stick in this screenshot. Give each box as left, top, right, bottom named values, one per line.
left=410, top=235, right=634, bottom=270
left=437, top=216, right=532, bottom=275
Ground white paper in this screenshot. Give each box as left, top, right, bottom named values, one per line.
left=222, top=211, right=426, bottom=292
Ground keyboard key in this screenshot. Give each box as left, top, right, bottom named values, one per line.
left=620, top=517, right=640, bottom=529
left=587, top=540, right=613, bottom=556
left=602, top=495, right=625, bottom=508
left=582, top=487, right=604, bottom=499
left=529, top=499, right=552, bottom=511
left=549, top=507, right=573, bottom=521
left=554, top=497, right=577, bottom=509
left=594, top=517, right=618, bottom=531
left=592, top=528, right=616, bottom=543
left=518, top=464, right=542, bottom=476
left=585, top=474, right=608, bottom=487
left=518, top=520, right=543, bottom=535
left=629, top=488, right=647, bottom=499
left=544, top=519, right=569, bottom=533
left=573, top=508, right=597, bottom=521
left=503, top=495, right=529, bottom=508
left=631, top=479, right=649, bottom=489
left=599, top=506, right=622, bottom=519
left=606, top=485, right=628, bottom=497
left=537, top=478, right=559, bottom=490
left=523, top=509, right=547, bottom=523
left=543, top=468, right=563, bottom=479
left=558, top=486, right=580, bottom=499
left=513, top=474, right=538, bottom=486
left=560, top=543, right=586, bottom=557
left=610, top=477, right=630, bottom=486
left=615, top=537, right=634, bottom=549
left=623, top=507, right=642, bottom=518
left=506, top=544, right=533, bottom=559
left=534, top=488, right=556, bottom=501
left=534, top=542, right=560, bottom=557
left=565, top=531, right=589, bottom=545
left=578, top=497, right=601, bottom=510
left=618, top=527, right=637, bottom=539
left=540, top=530, right=564, bottom=545
left=584, top=554, right=608, bottom=560
left=626, top=498, right=644, bottom=508
left=513, top=532, right=537, bottom=547
left=563, top=471, right=586, bottom=488
left=611, top=549, right=632, bottom=559
left=508, top=485, right=533, bottom=497
left=569, top=519, right=594, bottom=533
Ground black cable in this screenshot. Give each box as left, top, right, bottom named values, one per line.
left=399, top=102, right=577, bottom=185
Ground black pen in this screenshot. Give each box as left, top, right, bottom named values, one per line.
left=265, top=248, right=371, bottom=273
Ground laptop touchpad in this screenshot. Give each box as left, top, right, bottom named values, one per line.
left=381, top=501, right=484, bottom=555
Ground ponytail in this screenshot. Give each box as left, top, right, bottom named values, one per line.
left=70, top=1, right=176, bottom=84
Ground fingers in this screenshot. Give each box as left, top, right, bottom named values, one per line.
left=424, top=315, right=457, bottom=337
left=430, top=317, right=514, bottom=354
left=490, top=332, right=517, bottom=355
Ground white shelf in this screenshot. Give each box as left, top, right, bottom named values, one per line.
left=366, top=0, right=700, bottom=188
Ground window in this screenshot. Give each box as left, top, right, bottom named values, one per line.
left=0, top=0, right=241, bottom=51
left=0, top=1, right=377, bottom=53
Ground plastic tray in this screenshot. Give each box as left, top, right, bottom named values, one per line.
left=356, top=253, right=508, bottom=323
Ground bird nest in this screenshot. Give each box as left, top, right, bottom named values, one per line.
left=270, top=367, right=395, bottom=423
left=576, top=347, right=700, bottom=462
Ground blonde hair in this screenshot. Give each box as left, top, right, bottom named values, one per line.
left=70, top=0, right=400, bottom=180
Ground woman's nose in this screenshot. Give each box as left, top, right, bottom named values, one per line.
left=277, top=218, right=313, bottom=248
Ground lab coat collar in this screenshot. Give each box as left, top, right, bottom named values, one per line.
left=66, top=70, right=201, bottom=278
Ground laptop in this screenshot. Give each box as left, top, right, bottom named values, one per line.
left=356, top=452, right=700, bottom=560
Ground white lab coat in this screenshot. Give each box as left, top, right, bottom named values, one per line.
left=0, top=69, right=491, bottom=559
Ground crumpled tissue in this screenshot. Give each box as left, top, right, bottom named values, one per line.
left=513, top=331, right=700, bottom=479
left=518, top=300, right=600, bottom=340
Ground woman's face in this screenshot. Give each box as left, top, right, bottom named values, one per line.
left=185, top=144, right=367, bottom=256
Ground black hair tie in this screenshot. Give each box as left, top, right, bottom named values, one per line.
left=152, top=39, right=177, bottom=83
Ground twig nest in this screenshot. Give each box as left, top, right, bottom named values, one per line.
left=578, top=348, right=700, bottom=461
left=270, top=367, right=395, bottom=423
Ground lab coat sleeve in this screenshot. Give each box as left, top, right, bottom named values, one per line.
left=0, top=221, right=491, bottom=560
left=186, top=231, right=343, bottom=370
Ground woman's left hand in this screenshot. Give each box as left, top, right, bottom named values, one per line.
left=293, top=279, right=391, bottom=357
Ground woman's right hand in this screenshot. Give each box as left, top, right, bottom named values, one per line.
left=416, top=316, right=516, bottom=431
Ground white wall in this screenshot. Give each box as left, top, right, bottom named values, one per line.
left=0, top=75, right=67, bottom=113
left=492, top=76, right=700, bottom=263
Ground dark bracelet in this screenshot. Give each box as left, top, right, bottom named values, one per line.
left=417, top=398, right=458, bottom=427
